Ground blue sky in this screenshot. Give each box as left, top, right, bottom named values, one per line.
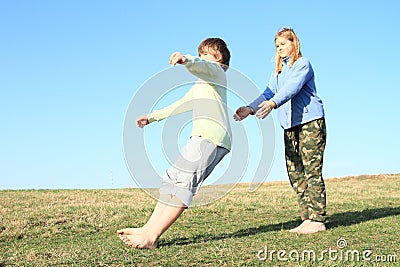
left=1, top=1, right=399, bottom=189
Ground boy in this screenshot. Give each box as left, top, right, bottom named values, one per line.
left=118, top=38, right=231, bottom=248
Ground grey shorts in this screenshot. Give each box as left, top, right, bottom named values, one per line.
left=160, top=136, right=229, bottom=207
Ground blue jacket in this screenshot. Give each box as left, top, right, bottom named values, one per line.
left=248, top=56, right=325, bottom=129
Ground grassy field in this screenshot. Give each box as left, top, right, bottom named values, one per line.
left=1, top=174, right=399, bottom=266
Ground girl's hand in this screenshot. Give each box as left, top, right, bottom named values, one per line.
left=136, top=115, right=150, bottom=128
left=234, top=106, right=252, bottom=121
left=169, top=52, right=187, bottom=66
left=256, top=101, right=276, bottom=119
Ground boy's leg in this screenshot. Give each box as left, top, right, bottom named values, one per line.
left=117, top=138, right=199, bottom=247
left=296, top=118, right=327, bottom=234
left=119, top=195, right=186, bottom=249
left=117, top=194, right=173, bottom=236
left=163, top=136, right=229, bottom=203
left=118, top=137, right=228, bottom=248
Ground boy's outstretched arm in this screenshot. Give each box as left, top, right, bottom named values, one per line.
left=233, top=106, right=253, bottom=121
left=136, top=115, right=150, bottom=128
left=169, top=52, right=187, bottom=66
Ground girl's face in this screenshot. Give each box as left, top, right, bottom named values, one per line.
left=275, top=36, right=294, bottom=59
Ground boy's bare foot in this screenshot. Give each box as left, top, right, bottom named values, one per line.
left=288, top=219, right=310, bottom=233
left=119, top=232, right=158, bottom=249
left=296, top=221, right=326, bottom=234
left=117, top=227, right=144, bottom=236
left=117, top=228, right=141, bottom=242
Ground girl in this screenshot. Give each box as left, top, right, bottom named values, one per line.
left=234, top=28, right=327, bottom=234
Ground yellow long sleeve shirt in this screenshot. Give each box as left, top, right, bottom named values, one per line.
left=147, top=55, right=231, bottom=150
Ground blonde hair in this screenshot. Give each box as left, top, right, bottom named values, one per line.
left=198, top=38, right=230, bottom=71
left=274, top=28, right=302, bottom=76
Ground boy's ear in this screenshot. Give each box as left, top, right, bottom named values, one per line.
left=215, top=55, right=223, bottom=63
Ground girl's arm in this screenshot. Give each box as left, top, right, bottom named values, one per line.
left=270, top=58, right=313, bottom=108
left=247, top=72, right=276, bottom=114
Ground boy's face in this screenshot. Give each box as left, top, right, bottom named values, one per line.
left=275, top=36, right=294, bottom=59
left=199, top=47, right=222, bottom=63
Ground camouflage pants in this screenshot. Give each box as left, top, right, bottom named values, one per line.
left=284, top=118, right=326, bottom=222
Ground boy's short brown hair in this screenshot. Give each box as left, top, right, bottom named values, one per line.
left=198, top=38, right=230, bottom=70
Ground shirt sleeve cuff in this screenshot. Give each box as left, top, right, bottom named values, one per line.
left=247, top=94, right=266, bottom=114
left=270, top=96, right=281, bottom=108
left=147, top=111, right=159, bottom=123
left=184, top=54, right=196, bottom=64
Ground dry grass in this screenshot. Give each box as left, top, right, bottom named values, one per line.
left=1, top=174, right=399, bottom=266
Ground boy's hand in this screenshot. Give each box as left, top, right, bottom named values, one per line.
left=234, top=106, right=252, bottom=121
left=136, top=115, right=150, bottom=128
left=169, top=52, right=187, bottom=66
left=256, top=100, right=276, bottom=119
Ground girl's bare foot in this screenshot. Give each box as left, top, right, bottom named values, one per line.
left=288, top=219, right=310, bottom=233
left=297, top=221, right=326, bottom=234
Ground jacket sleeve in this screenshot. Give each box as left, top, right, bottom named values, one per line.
left=247, top=73, right=276, bottom=113
left=270, top=58, right=313, bottom=108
